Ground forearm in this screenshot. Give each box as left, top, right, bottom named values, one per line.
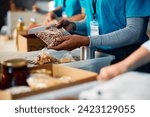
left=53, top=6, right=62, bottom=12
left=89, top=18, right=147, bottom=48
left=52, top=6, right=62, bottom=16
left=74, top=19, right=87, bottom=35
left=67, top=13, right=86, bottom=21
left=121, top=44, right=150, bottom=71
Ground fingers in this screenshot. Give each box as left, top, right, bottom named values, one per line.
left=56, top=19, right=64, bottom=28
left=56, top=19, right=69, bottom=28
left=97, top=64, right=124, bottom=80
left=48, top=41, right=69, bottom=50
left=56, top=19, right=75, bottom=32
left=97, top=67, right=114, bottom=80
left=56, top=35, right=69, bottom=42
left=44, top=15, right=50, bottom=25
left=47, top=36, right=70, bottom=50
left=97, top=69, right=110, bottom=80
left=44, top=12, right=57, bottom=25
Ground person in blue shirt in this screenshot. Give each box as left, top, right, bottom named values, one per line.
left=0, top=0, right=10, bottom=30
left=44, top=0, right=86, bottom=24
left=54, top=0, right=62, bottom=8
left=48, top=0, right=150, bottom=69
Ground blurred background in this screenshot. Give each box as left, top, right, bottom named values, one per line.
left=0, top=0, right=54, bottom=52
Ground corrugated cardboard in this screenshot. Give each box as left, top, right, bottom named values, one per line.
left=17, top=34, right=47, bottom=52
left=0, top=64, right=97, bottom=100
left=15, top=30, right=28, bottom=50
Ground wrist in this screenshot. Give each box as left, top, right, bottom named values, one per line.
left=71, top=22, right=76, bottom=31
left=48, top=11, right=54, bottom=14
left=81, top=36, right=90, bottom=46
left=119, top=60, right=131, bottom=72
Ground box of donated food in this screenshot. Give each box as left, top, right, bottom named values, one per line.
left=17, top=34, right=47, bottom=52
left=0, top=64, right=97, bottom=100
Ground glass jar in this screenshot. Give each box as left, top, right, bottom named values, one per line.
left=0, top=59, right=29, bottom=89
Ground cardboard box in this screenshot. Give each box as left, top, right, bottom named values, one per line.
left=17, top=34, right=47, bottom=52
left=0, top=64, right=97, bottom=100
left=14, top=29, right=28, bottom=50
left=0, top=35, right=10, bottom=41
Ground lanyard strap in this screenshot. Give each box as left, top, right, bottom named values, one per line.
left=92, top=0, right=97, bottom=19
left=63, top=0, right=66, bottom=8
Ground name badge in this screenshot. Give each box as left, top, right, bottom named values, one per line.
left=90, top=19, right=99, bottom=36
left=62, top=11, right=67, bottom=18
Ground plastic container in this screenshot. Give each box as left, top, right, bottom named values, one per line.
left=63, top=55, right=115, bottom=73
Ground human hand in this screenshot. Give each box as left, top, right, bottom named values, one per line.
left=56, top=19, right=76, bottom=32
left=47, top=35, right=90, bottom=51
left=32, top=5, right=41, bottom=12
left=44, top=12, right=57, bottom=25
left=97, top=62, right=128, bottom=80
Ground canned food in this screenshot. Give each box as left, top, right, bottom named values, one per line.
left=0, top=59, right=29, bottom=89
left=80, top=46, right=95, bottom=60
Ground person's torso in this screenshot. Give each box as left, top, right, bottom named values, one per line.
left=85, top=0, right=150, bottom=49
left=62, top=0, right=82, bottom=17
left=54, top=0, right=62, bottom=8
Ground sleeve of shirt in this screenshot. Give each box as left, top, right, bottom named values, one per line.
left=89, top=18, right=148, bottom=48
left=79, top=0, right=86, bottom=9
left=142, top=40, right=150, bottom=52
left=126, top=0, right=150, bottom=18
left=74, top=18, right=88, bottom=35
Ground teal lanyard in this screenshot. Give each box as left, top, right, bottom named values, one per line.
left=63, top=0, right=66, bottom=8
left=92, top=0, right=97, bottom=20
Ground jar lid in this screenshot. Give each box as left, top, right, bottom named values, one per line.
left=1, top=59, right=27, bottom=68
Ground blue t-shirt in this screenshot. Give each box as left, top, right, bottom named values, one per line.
left=54, top=0, right=63, bottom=17
left=79, top=0, right=86, bottom=9
left=62, top=0, right=82, bottom=17
left=85, top=0, right=150, bottom=49
left=54, top=0, right=82, bottom=17
left=54, top=0, right=62, bottom=8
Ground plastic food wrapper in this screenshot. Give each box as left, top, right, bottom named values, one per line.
left=35, top=25, right=70, bottom=47
left=27, top=73, right=61, bottom=90
left=33, top=48, right=59, bottom=65
left=27, top=73, right=73, bottom=90
left=29, top=48, right=80, bottom=65
left=60, top=53, right=75, bottom=63
left=6, top=86, right=32, bottom=95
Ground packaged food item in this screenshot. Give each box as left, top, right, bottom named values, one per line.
left=27, top=73, right=61, bottom=90
left=59, top=52, right=80, bottom=63
left=0, top=59, right=29, bottom=89
left=30, top=17, right=37, bottom=25
left=27, top=17, right=41, bottom=30
left=27, top=68, right=73, bottom=90
left=6, top=86, right=31, bottom=95
left=16, top=17, right=26, bottom=31
left=59, top=58, right=74, bottom=63
left=27, top=73, right=73, bottom=90
left=33, top=48, right=59, bottom=65
left=59, top=53, right=75, bottom=63
left=28, top=49, right=80, bottom=65
left=57, top=76, right=73, bottom=83
left=35, top=25, right=70, bottom=47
